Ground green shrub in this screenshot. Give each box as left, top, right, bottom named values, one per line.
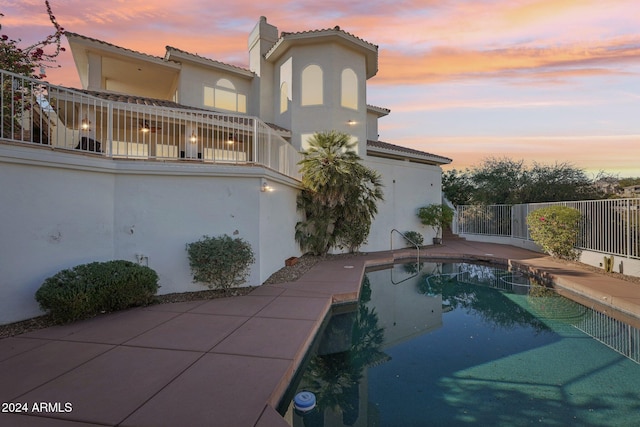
left=403, top=231, right=424, bottom=247
left=35, top=260, right=159, bottom=324
left=417, top=204, right=455, bottom=238
left=186, top=234, right=255, bottom=290
left=526, top=206, right=581, bottom=260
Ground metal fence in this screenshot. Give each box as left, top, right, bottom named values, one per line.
left=457, top=204, right=513, bottom=236
left=573, top=309, right=640, bottom=364
left=1, top=69, right=301, bottom=180
left=457, top=199, right=640, bottom=260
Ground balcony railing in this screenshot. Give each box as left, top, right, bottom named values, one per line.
left=456, top=199, right=640, bottom=260
left=1, top=69, right=301, bottom=180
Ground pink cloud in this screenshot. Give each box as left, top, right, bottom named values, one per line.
left=406, top=135, right=640, bottom=177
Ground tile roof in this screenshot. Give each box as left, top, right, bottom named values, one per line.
left=65, top=33, right=252, bottom=75
left=279, top=26, right=378, bottom=49
left=367, top=104, right=390, bottom=113
left=68, top=89, right=288, bottom=134
left=265, top=25, right=379, bottom=79
left=65, top=32, right=166, bottom=63
left=164, top=46, right=253, bottom=75
left=367, top=140, right=452, bottom=165
left=265, top=122, right=291, bottom=134
left=74, top=90, right=192, bottom=109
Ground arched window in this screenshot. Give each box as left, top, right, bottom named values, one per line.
left=301, top=64, right=323, bottom=106
left=280, top=82, right=289, bottom=113
left=341, top=68, right=358, bottom=110
left=204, top=78, right=246, bottom=113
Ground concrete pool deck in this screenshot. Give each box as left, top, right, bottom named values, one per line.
left=1, top=240, right=639, bottom=426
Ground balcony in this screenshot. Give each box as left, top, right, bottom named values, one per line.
left=1, top=69, right=301, bottom=181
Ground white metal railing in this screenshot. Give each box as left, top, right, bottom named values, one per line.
left=456, top=199, right=640, bottom=260
left=457, top=204, right=512, bottom=236
left=573, top=308, right=640, bottom=364
left=1, top=69, right=301, bottom=180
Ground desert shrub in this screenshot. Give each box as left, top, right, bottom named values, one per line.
left=526, top=205, right=581, bottom=260
left=35, top=260, right=159, bottom=323
left=403, top=231, right=424, bottom=247
left=186, top=234, right=255, bottom=290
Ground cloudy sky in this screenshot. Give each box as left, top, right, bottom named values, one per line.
left=4, top=0, right=640, bottom=177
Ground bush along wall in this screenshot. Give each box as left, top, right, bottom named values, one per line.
left=526, top=205, right=582, bottom=260
left=35, top=260, right=159, bottom=324
left=403, top=231, right=424, bottom=247
left=186, top=234, right=255, bottom=291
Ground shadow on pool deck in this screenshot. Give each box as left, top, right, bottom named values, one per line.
left=1, top=241, right=638, bottom=426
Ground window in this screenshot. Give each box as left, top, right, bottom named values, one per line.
left=280, top=58, right=292, bottom=113
left=280, top=82, right=289, bottom=113
left=203, top=79, right=246, bottom=113
left=341, top=68, right=358, bottom=110
left=301, top=65, right=323, bottom=106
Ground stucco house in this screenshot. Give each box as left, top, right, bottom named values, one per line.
left=0, top=17, right=451, bottom=324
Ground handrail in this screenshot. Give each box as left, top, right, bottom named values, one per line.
left=390, top=228, right=421, bottom=285
left=390, top=228, right=420, bottom=262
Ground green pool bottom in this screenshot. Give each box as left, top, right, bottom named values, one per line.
left=285, top=262, right=640, bottom=427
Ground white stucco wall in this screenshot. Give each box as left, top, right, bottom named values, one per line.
left=0, top=144, right=300, bottom=324
left=365, top=262, right=443, bottom=348
left=366, top=111, right=379, bottom=141
left=362, top=156, right=443, bottom=252
left=177, top=62, right=252, bottom=112
left=258, top=178, right=303, bottom=280
left=281, top=44, right=368, bottom=155
left=0, top=148, right=116, bottom=324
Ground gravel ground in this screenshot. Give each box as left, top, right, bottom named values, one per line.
left=1, top=253, right=638, bottom=339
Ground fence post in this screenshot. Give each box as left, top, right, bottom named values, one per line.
left=107, top=103, right=113, bottom=156
left=627, top=200, right=631, bottom=259
left=253, top=119, right=258, bottom=165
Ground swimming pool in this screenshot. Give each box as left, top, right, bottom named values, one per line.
left=282, top=260, right=640, bottom=426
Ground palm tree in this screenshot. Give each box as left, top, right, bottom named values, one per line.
left=296, top=131, right=384, bottom=255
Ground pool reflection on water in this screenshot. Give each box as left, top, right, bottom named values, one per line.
left=282, top=261, right=640, bottom=427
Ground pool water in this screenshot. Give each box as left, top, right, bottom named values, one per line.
left=282, top=261, right=640, bottom=427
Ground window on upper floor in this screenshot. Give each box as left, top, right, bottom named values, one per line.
left=301, top=65, right=323, bottom=106
left=341, top=68, right=358, bottom=110
left=280, top=58, right=292, bottom=114
left=280, top=82, right=289, bottom=114
left=204, top=78, right=247, bottom=113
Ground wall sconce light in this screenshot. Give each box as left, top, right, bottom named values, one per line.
left=347, top=119, right=356, bottom=126
left=81, top=117, right=91, bottom=131
left=189, top=130, right=197, bottom=143
left=140, top=120, right=150, bottom=133
left=261, top=178, right=274, bottom=193
left=227, top=133, right=237, bottom=145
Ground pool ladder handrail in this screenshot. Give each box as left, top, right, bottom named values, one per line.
left=390, top=228, right=420, bottom=263
left=390, top=229, right=421, bottom=285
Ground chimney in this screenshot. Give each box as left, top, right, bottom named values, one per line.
left=248, top=17, right=278, bottom=120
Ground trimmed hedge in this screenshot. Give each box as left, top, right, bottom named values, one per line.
left=35, top=260, right=159, bottom=323
left=186, top=234, right=255, bottom=290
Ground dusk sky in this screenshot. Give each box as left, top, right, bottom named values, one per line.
left=3, top=0, right=639, bottom=177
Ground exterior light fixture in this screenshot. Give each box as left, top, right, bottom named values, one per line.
left=347, top=119, right=356, bottom=126
left=140, top=120, right=150, bottom=133
left=227, top=133, right=237, bottom=145
left=261, top=178, right=274, bottom=192
left=189, top=130, right=197, bottom=143
left=81, top=117, right=91, bottom=131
